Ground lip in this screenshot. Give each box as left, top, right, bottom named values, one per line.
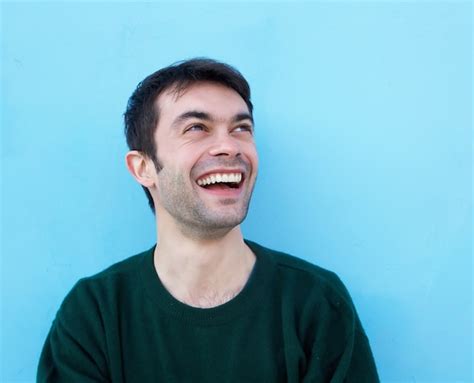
left=195, top=168, right=247, bottom=183
left=197, top=183, right=245, bottom=198
left=194, top=168, right=247, bottom=199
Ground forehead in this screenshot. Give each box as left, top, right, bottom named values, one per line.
left=155, top=81, right=250, bottom=123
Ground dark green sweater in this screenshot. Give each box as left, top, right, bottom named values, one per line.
left=38, top=240, right=379, bottom=382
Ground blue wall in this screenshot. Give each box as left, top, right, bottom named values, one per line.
left=1, top=2, right=472, bottom=382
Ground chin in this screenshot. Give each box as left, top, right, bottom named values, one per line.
left=199, top=210, right=248, bottom=231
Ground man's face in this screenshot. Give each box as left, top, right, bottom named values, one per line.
left=150, top=81, right=258, bottom=238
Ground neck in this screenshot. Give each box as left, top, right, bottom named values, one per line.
left=153, top=217, right=255, bottom=308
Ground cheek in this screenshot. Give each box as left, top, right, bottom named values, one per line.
left=161, top=146, right=196, bottom=170
left=156, top=168, right=190, bottom=198
left=175, top=140, right=206, bottom=160
left=247, top=144, right=259, bottom=168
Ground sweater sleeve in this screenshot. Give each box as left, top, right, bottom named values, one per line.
left=301, top=275, right=380, bottom=383
left=37, top=280, right=110, bottom=383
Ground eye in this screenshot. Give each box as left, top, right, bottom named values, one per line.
left=185, top=124, right=206, bottom=133
left=233, top=124, right=253, bottom=133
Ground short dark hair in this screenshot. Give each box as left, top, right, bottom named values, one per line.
left=124, top=58, right=253, bottom=213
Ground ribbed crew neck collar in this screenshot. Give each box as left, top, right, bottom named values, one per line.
left=139, top=239, right=275, bottom=325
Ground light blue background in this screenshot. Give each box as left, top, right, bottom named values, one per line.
left=1, top=1, right=472, bottom=382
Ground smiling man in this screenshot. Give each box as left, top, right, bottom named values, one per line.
left=38, top=59, right=379, bottom=382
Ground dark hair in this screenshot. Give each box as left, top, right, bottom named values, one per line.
left=124, top=58, right=253, bottom=213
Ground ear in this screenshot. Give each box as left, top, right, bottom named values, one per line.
left=125, top=150, right=156, bottom=188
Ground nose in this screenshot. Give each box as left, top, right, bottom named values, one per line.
left=208, top=131, right=241, bottom=157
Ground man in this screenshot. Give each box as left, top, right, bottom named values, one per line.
left=38, top=58, right=379, bottom=382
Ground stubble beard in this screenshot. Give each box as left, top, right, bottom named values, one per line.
left=155, top=161, right=256, bottom=240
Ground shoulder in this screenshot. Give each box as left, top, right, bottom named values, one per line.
left=246, top=241, right=367, bottom=356
left=84, top=247, right=150, bottom=282
left=58, top=247, right=154, bottom=315
left=246, top=240, right=354, bottom=311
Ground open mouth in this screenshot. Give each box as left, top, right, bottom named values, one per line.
left=196, top=172, right=244, bottom=191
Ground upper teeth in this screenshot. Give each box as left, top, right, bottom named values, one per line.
left=197, top=173, right=242, bottom=186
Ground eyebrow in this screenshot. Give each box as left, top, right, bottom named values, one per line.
left=171, top=110, right=254, bottom=129
left=232, top=113, right=254, bottom=124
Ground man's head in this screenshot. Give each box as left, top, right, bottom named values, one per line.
left=124, top=58, right=258, bottom=239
